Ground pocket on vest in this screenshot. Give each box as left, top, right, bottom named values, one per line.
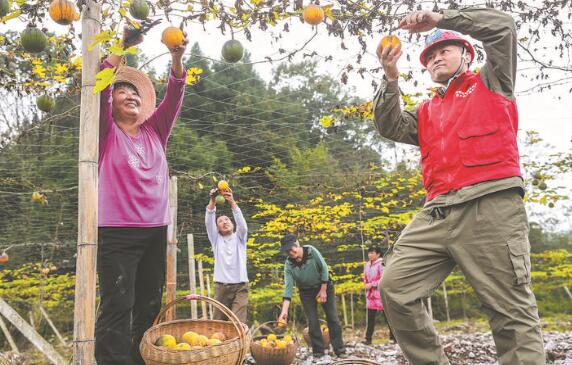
left=457, top=124, right=504, bottom=167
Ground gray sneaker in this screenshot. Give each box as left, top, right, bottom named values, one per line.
left=314, top=354, right=333, bottom=364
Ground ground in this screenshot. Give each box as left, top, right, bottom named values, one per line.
left=3, top=317, right=571, bottom=364
left=247, top=317, right=572, bottom=365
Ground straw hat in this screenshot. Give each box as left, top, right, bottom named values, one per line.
left=113, top=65, right=156, bottom=123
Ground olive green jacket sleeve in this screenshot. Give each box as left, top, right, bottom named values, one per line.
left=438, top=8, right=517, bottom=99
left=372, top=8, right=518, bottom=144
left=372, top=79, right=420, bottom=146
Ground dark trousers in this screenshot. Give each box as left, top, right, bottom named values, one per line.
left=365, top=308, right=395, bottom=342
left=95, top=226, right=167, bottom=365
left=299, top=282, right=345, bottom=356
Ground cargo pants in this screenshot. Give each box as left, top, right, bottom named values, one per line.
left=380, top=188, right=545, bottom=365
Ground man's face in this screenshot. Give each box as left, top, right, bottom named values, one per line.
left=217, top=215, right=234, bottom=235
left=425, top=43, right=469, bottom=84
left=286, top=243, right=303, bottom=261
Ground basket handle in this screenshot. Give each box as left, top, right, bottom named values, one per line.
left=153, top=294, right=248, bottom=365
left=249, top=320, right=299, bottom=343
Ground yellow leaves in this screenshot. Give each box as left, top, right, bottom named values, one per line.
left=54, top=63, right=69, bottom=75
left=31, top=58, right=42, bottom=65
left=32, top=64, right=47, bottom=79
left=319, top=115, right=334, bottom=128
left=251, top=0, right=263, bottom=6
left=119, top=7, right=127, bottom=17
left=72, top=56, right=82, bottom=69
left=331, top=101, right=373, bottom=120
left=93, top=67, right=116, bottom=94
left=185, top=67, right=203, bottom=85
left=323, top=4, right=334, bottom=20
left=236, top=166, right=252, bottom=174
left=1, top=9, right=22, bottom=23
left=32, top=191, right=48, bottom=206
left=89, top=30, right=116, bottom=51
left=0, top=36, right=5, bottom=44
left=127, top=17, right=140, bottom=30
left=108, top=39, right=138, bottom=56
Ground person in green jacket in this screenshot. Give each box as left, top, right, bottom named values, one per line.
left=374, top=6, right=545, bottom=365
left=277, top=234, right=346, bottom=360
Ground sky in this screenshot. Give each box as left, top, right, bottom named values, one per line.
left=1, top=2, right=571, bottom=230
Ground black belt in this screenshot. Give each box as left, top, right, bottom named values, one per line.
left=215, top=282, right=247, bottom=286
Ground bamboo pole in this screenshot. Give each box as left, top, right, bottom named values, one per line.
left=564, top=286, right=572, bottom=300
left=198, top=260, right=207, bottom=319
left=165, top=176, right=178, bottom=321
left=206, top=274, right=213, bottom=319
left=187, top=234, right=198, bottom=319
left=341, top=294, right=348, bottom=327
left=427, top=297, right=433, bottom=320
left=350, top=292, right=355, bottom=330
left=73, top=1, right=101, bottom=364
left=40, top=306, right=68, bottom=347
left=0, top=297, right=66, bottom=365
left=442, top=282, right=450, bottom=322
left=0, top=314, right=19, bottom=353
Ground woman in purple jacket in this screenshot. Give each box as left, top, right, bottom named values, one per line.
left=95, top=26, right=187, bottom=365
left=363, top=245, right=395, bottom=344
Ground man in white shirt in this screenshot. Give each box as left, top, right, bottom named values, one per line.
left=205, top=188, right=249, bottom=323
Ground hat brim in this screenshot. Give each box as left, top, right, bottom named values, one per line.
left=280, top=242, right=296, bottom=253
left=114, top=65, right=156, bottom=123
left=420, top=39, right=475, bottom=67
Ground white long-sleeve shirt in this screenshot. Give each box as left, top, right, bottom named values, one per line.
left=205, top=206, right=249, bottom=284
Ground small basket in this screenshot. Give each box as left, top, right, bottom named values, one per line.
left=331, top=359, right=379, bottom=365
left=302, top=319, right=330, bottom=348
left=249, top=321, right=297, bottom=365
left=140, top=295, right=250, bottom=365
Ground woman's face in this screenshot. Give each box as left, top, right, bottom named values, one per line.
left=112, top=84, right=141, bottom=121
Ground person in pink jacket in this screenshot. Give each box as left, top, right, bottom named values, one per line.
left=363, top=245, right=395, bottom=344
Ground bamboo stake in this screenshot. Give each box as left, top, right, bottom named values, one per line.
left=442, top=282, right=450, bottom=322
left=0, top=297, right=66, bottom=365
left=198, top=261, right=207, bottom=319
left=187, top=234, right=198, bottom=319
left=341, top=294, right=348, bottom=327
left=206, top=274, right=213, bottom=319
left=29, top=312, right=35, bottom=330
left=564, top=286, right=572, bottom=300
left=0, top=314, right=19, bottom=353
left=427, top=297, right=433, bottom=320
left=165, top=176, right=178, bottom=321
left=73, top=1, right=101, bottom=363
left=39, top=306, right=68, bottom=347
left=350, top=292, right=355, bottom=330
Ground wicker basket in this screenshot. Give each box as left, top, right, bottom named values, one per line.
left=331, top=359, right=379, bottom=365
left=302, top=319, right=330, bottom=348
left=249, top=321, right=297, bottom=365
left=140, top=295, right=250, bottom=365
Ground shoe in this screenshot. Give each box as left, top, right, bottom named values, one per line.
left=313, top=354, right=333, bottom=364
left=335, top=351, right=348, bottom=359
left=361, top=339, right=372, bottom=345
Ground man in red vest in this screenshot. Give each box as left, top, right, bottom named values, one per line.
left=374, top=7, right=545, bottom=365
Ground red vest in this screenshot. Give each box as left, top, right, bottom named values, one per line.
left=417, top=71, right=522, bottom=201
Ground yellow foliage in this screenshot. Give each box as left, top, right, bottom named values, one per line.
left=185, top=67, right=203, bottom=85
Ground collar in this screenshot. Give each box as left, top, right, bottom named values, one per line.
left=436, top=70, right=472, bottom=97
